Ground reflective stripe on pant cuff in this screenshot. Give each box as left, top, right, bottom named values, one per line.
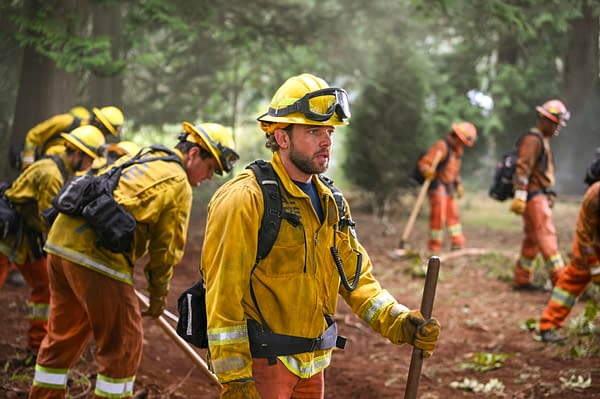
left=33, top=364, right=68, bottom=389
left=95, top=374, right=135, bottom=398
left=591, top=266, right=600, bottom=276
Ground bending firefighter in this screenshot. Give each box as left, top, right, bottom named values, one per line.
left=0, top=125, right=105, bottom=359
left=417, top=122, right=477, bottom=252
left=29, top=122, right=239, bottom=399
left=510, top=100, right=570, bottom=290
left=201, top=73, right=441, bottom=399
left=537, top=156, right=600, bottom=343
left=21, top=106, right=124, bottom=170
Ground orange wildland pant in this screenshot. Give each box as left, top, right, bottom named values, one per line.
left=0, top=253, right=49, bottom=353
left=29, top=255, right=143, bottom=399
left=513, top=194, right=564, bottom=287
left=428, top=185, right=464, bottom=252
left=252, top=357, right=324, bottom=399
left=539, top=246, right=592, bottom=332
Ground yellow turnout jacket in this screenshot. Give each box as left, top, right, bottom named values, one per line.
left=202, top=152, right=410, bottom=383
left=0, top=154, right=73, bottom=264
left=45, top=148, right=192, bottom=298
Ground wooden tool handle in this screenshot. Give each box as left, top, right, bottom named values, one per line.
left=403, top=256, right=441, bottom=399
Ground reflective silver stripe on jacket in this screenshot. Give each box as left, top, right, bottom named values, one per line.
left=279, top=352, right=332, bottom=379
left=362, top=291, right=396, bottom=324
left=207, top=324, right=248, bottom=346
left=44, top=242, right=133, bottom=285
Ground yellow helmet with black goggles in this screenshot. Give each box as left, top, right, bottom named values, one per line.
left=268, top=88, right=350, bottom=123
left=257, top=73, right=350, bottom=131
left=181, top=122, right=239, bottom=175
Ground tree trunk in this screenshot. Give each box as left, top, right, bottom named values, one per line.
left=89, top=2, right=124, bottom=108
left=555, top=3, right=600, bottom=194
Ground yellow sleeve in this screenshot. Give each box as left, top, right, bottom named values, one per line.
left=23, top=114, right=75, bottom=162
left=143, top=177, right=193, bottom=298
left=201, top=173, right=263, bottom=383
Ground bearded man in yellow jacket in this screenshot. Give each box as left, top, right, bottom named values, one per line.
left=201, top=74, right=441, bottom=399
left=0, top=125, right=105, bottom=360
left=29, top=122, right=239, bottom=399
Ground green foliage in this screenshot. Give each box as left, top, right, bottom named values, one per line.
left=459, top=352, right=514, bottom=372
left=343, top=38, right=430, bottom=211
left=564, top=299, right=600, bottom=358
left=10, top=2, right=124, bottom=75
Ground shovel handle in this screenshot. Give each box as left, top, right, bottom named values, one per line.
left=404, top=256, right=440, bottom=399
left=135, top=289, right=221, bottom=389
left=398, top=151, right=443, bottom=248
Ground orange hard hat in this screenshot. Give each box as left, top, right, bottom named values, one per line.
left=536, top=99, right=570, bottom=126
left=452, top=122, right=477, bottom=147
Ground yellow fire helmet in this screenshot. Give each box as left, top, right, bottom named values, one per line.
left=92, top=106, right=125, bottom=136
left=257, top=73, right=351, bottom=134
left=61, top=125, right=105, bottom=159
left=181, top=122, right=239, bottom=175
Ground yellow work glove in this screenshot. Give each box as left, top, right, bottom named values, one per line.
left=221, top=380, right=261, bottom=399
left=455, top=183, right=464, bottom=199
left=394, top=309, right=441, bottom=357
left=510, top=190, right=527, bottom=215
left=141, top=295, right=166, bottom=319
left=422, top=168, right=436, bottom=181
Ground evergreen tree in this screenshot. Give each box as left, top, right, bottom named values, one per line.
left=344, top=40, right=432, bottom=216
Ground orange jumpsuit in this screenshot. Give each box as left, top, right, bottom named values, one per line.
left=30, top=148, right=192, bottom=399
left=418, top=136, right=465, bottom=252
left=512, top=128, right=564, bottom=287
left=539, top=182, right=600, bottom=332
left=0, top=155, right=73, bottom=354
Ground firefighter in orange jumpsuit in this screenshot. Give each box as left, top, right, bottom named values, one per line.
left=418, top=122, right=477, bottom=252
left=0, top=125, right=105, bottom=359
left=29, top=122, right=239, bottom=399
left=538, top=157, right=600, bottom=342
left=510, top=100, right=570, bottom=290
left=21, top=106, right=124, bottom=170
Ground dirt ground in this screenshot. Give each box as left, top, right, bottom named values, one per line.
left=1, top=193, right=600, bottom=398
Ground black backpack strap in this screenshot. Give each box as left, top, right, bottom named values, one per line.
left=318, top=175, right=351, bottom=228
left=46, top=155, right=69, bottom=182
left=247, top=160, right=282, bottom=261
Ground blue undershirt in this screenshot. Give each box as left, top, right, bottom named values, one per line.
left=294, top=179, right=324, bottom=223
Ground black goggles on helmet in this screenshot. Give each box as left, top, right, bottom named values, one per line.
left=213, top=143, right=239, bottom=175
left=269, top=88, right=351, bottom=123
left=178, top=130, right=240, bottom=175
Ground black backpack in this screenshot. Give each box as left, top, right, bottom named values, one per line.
left=489, top=132, right=546, bottom=202
left=0, top=155, right=68, bottom=241
left=176, top=160, right=351, bottom=349
left=52, top=145, right=182, bottom=253
left=412, top=138, right=452, bottom=185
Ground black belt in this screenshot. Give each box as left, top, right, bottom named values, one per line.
left=247, top=317, right=346, bottom=359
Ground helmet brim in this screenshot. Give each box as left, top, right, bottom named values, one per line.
left=61, top=133, right=98, bottom=159
left=182, top=121, right=225, bottom=173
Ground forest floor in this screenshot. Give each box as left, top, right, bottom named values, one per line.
left=1, top=190, right=599, bottom=398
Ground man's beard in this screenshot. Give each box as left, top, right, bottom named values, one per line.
left=289, top=141, right=329, bottom=175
